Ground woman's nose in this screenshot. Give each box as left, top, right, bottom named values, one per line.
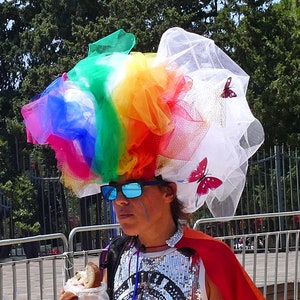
left=114, top=192, right=129, bottom=206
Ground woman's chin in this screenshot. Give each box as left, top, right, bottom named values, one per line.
left=119, top=222, right=139, bottom=236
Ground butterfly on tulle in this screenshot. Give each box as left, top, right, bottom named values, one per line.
left=221, top=77, right=237, bottom=98
left=188, top=157, right=223, bottom=196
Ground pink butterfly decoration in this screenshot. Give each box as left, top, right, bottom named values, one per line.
left=221, top=77, right=237, bottom=98
left=188, top=157, right=223, bottom=196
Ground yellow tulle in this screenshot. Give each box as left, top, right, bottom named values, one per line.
left=112, top=52, right=173, bottom=135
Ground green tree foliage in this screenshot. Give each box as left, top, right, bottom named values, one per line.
left=1, top=174, right=40, bottom=236
left=210, top=0, right=300, bottom=146
left=237, top=0, right=299, bottom=146
left=0, top=1, right=299, bottom=233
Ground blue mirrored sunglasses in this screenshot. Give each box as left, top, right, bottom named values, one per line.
left=100, top=181, right=166, bottom=201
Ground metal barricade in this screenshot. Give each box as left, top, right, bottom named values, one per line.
left=0, top=234, right=68, bottom=300
left=216, top=230, right=299, bottom=300
left=194, top=212, right=300, bottom=299
left=0, top=222, right=299, bottom=299
left=0, top=225, right=120, bottom=300
left=67, top=224, right=121, bottom=277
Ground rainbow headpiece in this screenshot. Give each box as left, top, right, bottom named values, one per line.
left=21, top=28, right=264, bottom=216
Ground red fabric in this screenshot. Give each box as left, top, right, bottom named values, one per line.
left=176, top=226, right=265, bottom=300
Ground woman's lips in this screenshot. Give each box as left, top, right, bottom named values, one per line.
left=117, top=213, right=133, bottom=220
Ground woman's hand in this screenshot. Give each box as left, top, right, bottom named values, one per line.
left=59, top=289, right=78, bottom=300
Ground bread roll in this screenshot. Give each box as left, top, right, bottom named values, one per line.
left=66, top=262, right=101, bottom=288
left=84, top=262, right=101, bottom=288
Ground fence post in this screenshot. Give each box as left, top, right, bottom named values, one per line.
left=275, top=145, right=285, bottom=249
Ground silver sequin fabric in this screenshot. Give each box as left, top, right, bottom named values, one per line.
left=113, top=246, right=205, bottom=299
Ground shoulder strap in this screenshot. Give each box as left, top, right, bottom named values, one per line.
left=99, top=235, right=131, bottom=299
left=99, top=244, right=110, bottom=281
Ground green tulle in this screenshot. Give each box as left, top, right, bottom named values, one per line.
left=67, top=29, right=136, bottom=181
left=88, top=29, right=136, bottom=56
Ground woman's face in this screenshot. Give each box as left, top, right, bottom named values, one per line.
left=112, top=179, right=174, bottom=237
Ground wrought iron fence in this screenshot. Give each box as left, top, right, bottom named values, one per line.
left=0, top=145, right=299, bottom=249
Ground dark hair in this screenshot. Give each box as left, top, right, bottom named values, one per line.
left=171, top=196, right=191, bottom=225
left=156, top=175, right=191, bottom=225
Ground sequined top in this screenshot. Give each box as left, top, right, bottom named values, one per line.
left=113, top=225, right=207, bottom=299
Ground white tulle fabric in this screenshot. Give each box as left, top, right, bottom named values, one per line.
left=155, top=28, right=264, bottom=217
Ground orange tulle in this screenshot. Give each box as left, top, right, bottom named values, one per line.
left=112, top=53, right=191, bottom=178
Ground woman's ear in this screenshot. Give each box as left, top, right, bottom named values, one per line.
left=163, top=183, right=177, bottom=203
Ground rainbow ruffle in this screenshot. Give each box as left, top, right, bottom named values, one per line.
left=22, top=28, right=264, bottom=216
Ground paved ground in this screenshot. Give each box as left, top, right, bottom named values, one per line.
left=0, top=251, right=298, bottom=299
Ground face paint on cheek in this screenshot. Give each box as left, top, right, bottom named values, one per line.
left=136, top=198, right=150, bottom=221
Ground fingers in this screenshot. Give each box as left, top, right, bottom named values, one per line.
left=59, top=290, right=78, bottom=300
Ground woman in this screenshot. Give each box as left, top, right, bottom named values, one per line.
left=22, top=27, right=265, bottom=299
left=60, top=175, right=264, bottom=299
left=100, top=176, right=264, bottom=299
